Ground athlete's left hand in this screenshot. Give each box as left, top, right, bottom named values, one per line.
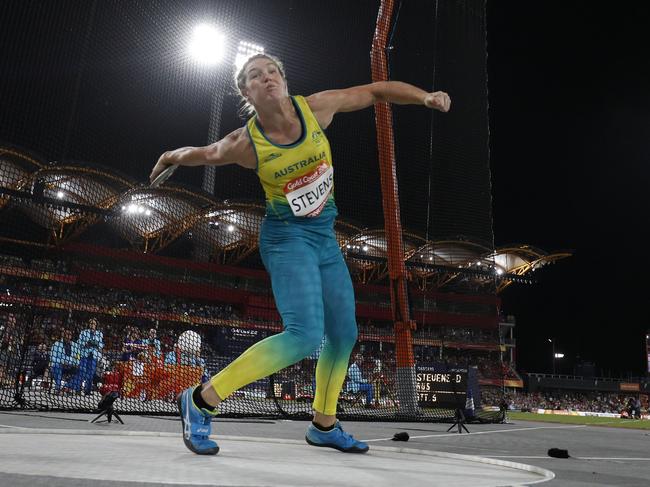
left=424, top=91, right=451, bottom=112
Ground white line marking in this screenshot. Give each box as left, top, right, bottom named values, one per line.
left=577, top=457, right=650, bottom=461
left=432, top=443, right=514, bottom=453
left=485, top=455, right=650, bottom=461
left=486, top=456, right=550, bottom=459
left=363, top=424, right=586, bottom=442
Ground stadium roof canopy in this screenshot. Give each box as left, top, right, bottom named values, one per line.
left=0, top=145, right=45, bottom=211
left=0, top=146, right=571, bottom=290
left=112, top=186, right=215, bottom=253
left=1, top=147, right=136, bottom=242
left=192, top=202, right=266, bottom=264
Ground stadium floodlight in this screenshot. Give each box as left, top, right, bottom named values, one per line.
left=554, top=353, right=564, bottom=359
left=496, top=268, right=504, bottom=275
left=189, top=24, right=226, bottom=66
left=56, top=191, right=64, bottom=199
left=227, top=224, right=235, bottom=232
left=235, top=40, right=265, bottom=72
left=122, top=202, right=151, bottom=216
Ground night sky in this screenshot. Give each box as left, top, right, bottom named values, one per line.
left=1, top=1, right=649, bottom=377
left=488, top=1, right=650, bottom=376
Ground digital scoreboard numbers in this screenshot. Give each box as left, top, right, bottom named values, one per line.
left=416, top=364, right=468, bottom=408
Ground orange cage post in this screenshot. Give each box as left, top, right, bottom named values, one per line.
left=371, top=0, right=418, bottom=414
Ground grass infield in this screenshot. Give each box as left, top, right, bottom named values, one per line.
left=507, top=411, right=650, bottom=430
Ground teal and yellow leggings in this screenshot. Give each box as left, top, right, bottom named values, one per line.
left=210, top=214, right=357, bottom=415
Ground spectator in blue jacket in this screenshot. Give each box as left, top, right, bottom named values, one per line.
left=69, top=318, right=104, bottom=395
left=347, top=354, right=374, bottom=407
left=49, top=329, right=80, bottom=394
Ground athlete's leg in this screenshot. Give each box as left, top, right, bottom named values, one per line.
left=180, top=227, right=325, bottom=455
left=306, top=235, right=369, bottom=453
left=208, top=232, right=324, bottom=402
left=313, top=235, right=358, bottom=419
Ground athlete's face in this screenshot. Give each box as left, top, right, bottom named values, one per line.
left=242, top=58, right=287, bottom=106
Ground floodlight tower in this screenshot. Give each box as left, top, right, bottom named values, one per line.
left=189, top=29, right=263, bottom=195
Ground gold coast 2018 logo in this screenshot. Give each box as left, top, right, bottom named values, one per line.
left=311, top=130, right=323, bottom=145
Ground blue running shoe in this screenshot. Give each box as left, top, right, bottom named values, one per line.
left=177, top=386, right=219, bottom=455
left=305, top=421, right=369, bottom=453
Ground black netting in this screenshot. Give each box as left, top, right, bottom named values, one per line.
left=0, top=0, right=509, bottom=423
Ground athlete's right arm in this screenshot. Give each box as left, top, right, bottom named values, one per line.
left=149, top=127, right=256, bottom=183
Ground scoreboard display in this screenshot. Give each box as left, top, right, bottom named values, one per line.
left=416, top=364, right=468, bottom=408
left=215, top=326, right=266, bottom=355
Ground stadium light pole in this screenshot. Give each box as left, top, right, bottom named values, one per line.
left=547, top=338, right=555, bottom=375
left=204, top=41, right=264, bottom=194
left=189, top=24, right=226, bottom=194
left=189, top=26, right=264, bottom=195
left=554, top=352, right=564, bottom=375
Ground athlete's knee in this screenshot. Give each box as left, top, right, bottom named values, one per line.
left=327, top=320, right=358, bottom=349
left=287, top=326, right=323, bottom=359
left=342, top=323, right=358, bottom=347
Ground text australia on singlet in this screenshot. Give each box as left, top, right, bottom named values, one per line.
left=275, top=151, right=333, bottom=217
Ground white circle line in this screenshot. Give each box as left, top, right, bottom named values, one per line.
left=487, top=455, right=650, bottom=461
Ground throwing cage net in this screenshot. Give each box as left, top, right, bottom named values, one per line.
left=0, top=0, right=509, bottom=422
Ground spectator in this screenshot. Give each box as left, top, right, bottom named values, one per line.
left=49, top=329, right=80, bottom=394
left=93, top=354, right=111, bottom=389
left=165, top=333, right=207, bottom=382
left=164, top=346, right=179, bottom=366
left=121, top=326, right=144, bottom=361
left=481, top=388, right=647, bottom=416
left=0, top=313, right=19, bottom=387
left=633, top=397, right=642, bottom=419
left=29, top=343, right=50, bottom=388
left=627, top=396, right=642, bottom=419
left=141, top=328, right=162, bottom=359
left=69, top=318, right=104, bottom=395
left=1, top=313, right=27, bottom=386
left=347, top=354, right=374, bottom=408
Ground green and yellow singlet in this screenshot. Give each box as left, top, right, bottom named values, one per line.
left=246, top=95, right=337, bottom=220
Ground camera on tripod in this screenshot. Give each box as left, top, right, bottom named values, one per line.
left=90, top=391, right=123, bottom=424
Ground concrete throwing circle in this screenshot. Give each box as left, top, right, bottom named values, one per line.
left=0, top=429, right=553, bottom=486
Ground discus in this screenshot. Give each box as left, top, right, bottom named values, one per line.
left=150, top=164, right=178, bottom=188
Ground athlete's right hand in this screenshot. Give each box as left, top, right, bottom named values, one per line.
left=150, top=152, right=172, bottom=183
left=424, top=91, right=451, bottom=112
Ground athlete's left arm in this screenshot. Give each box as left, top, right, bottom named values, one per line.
left=306, top=81, right=451, bottom=129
